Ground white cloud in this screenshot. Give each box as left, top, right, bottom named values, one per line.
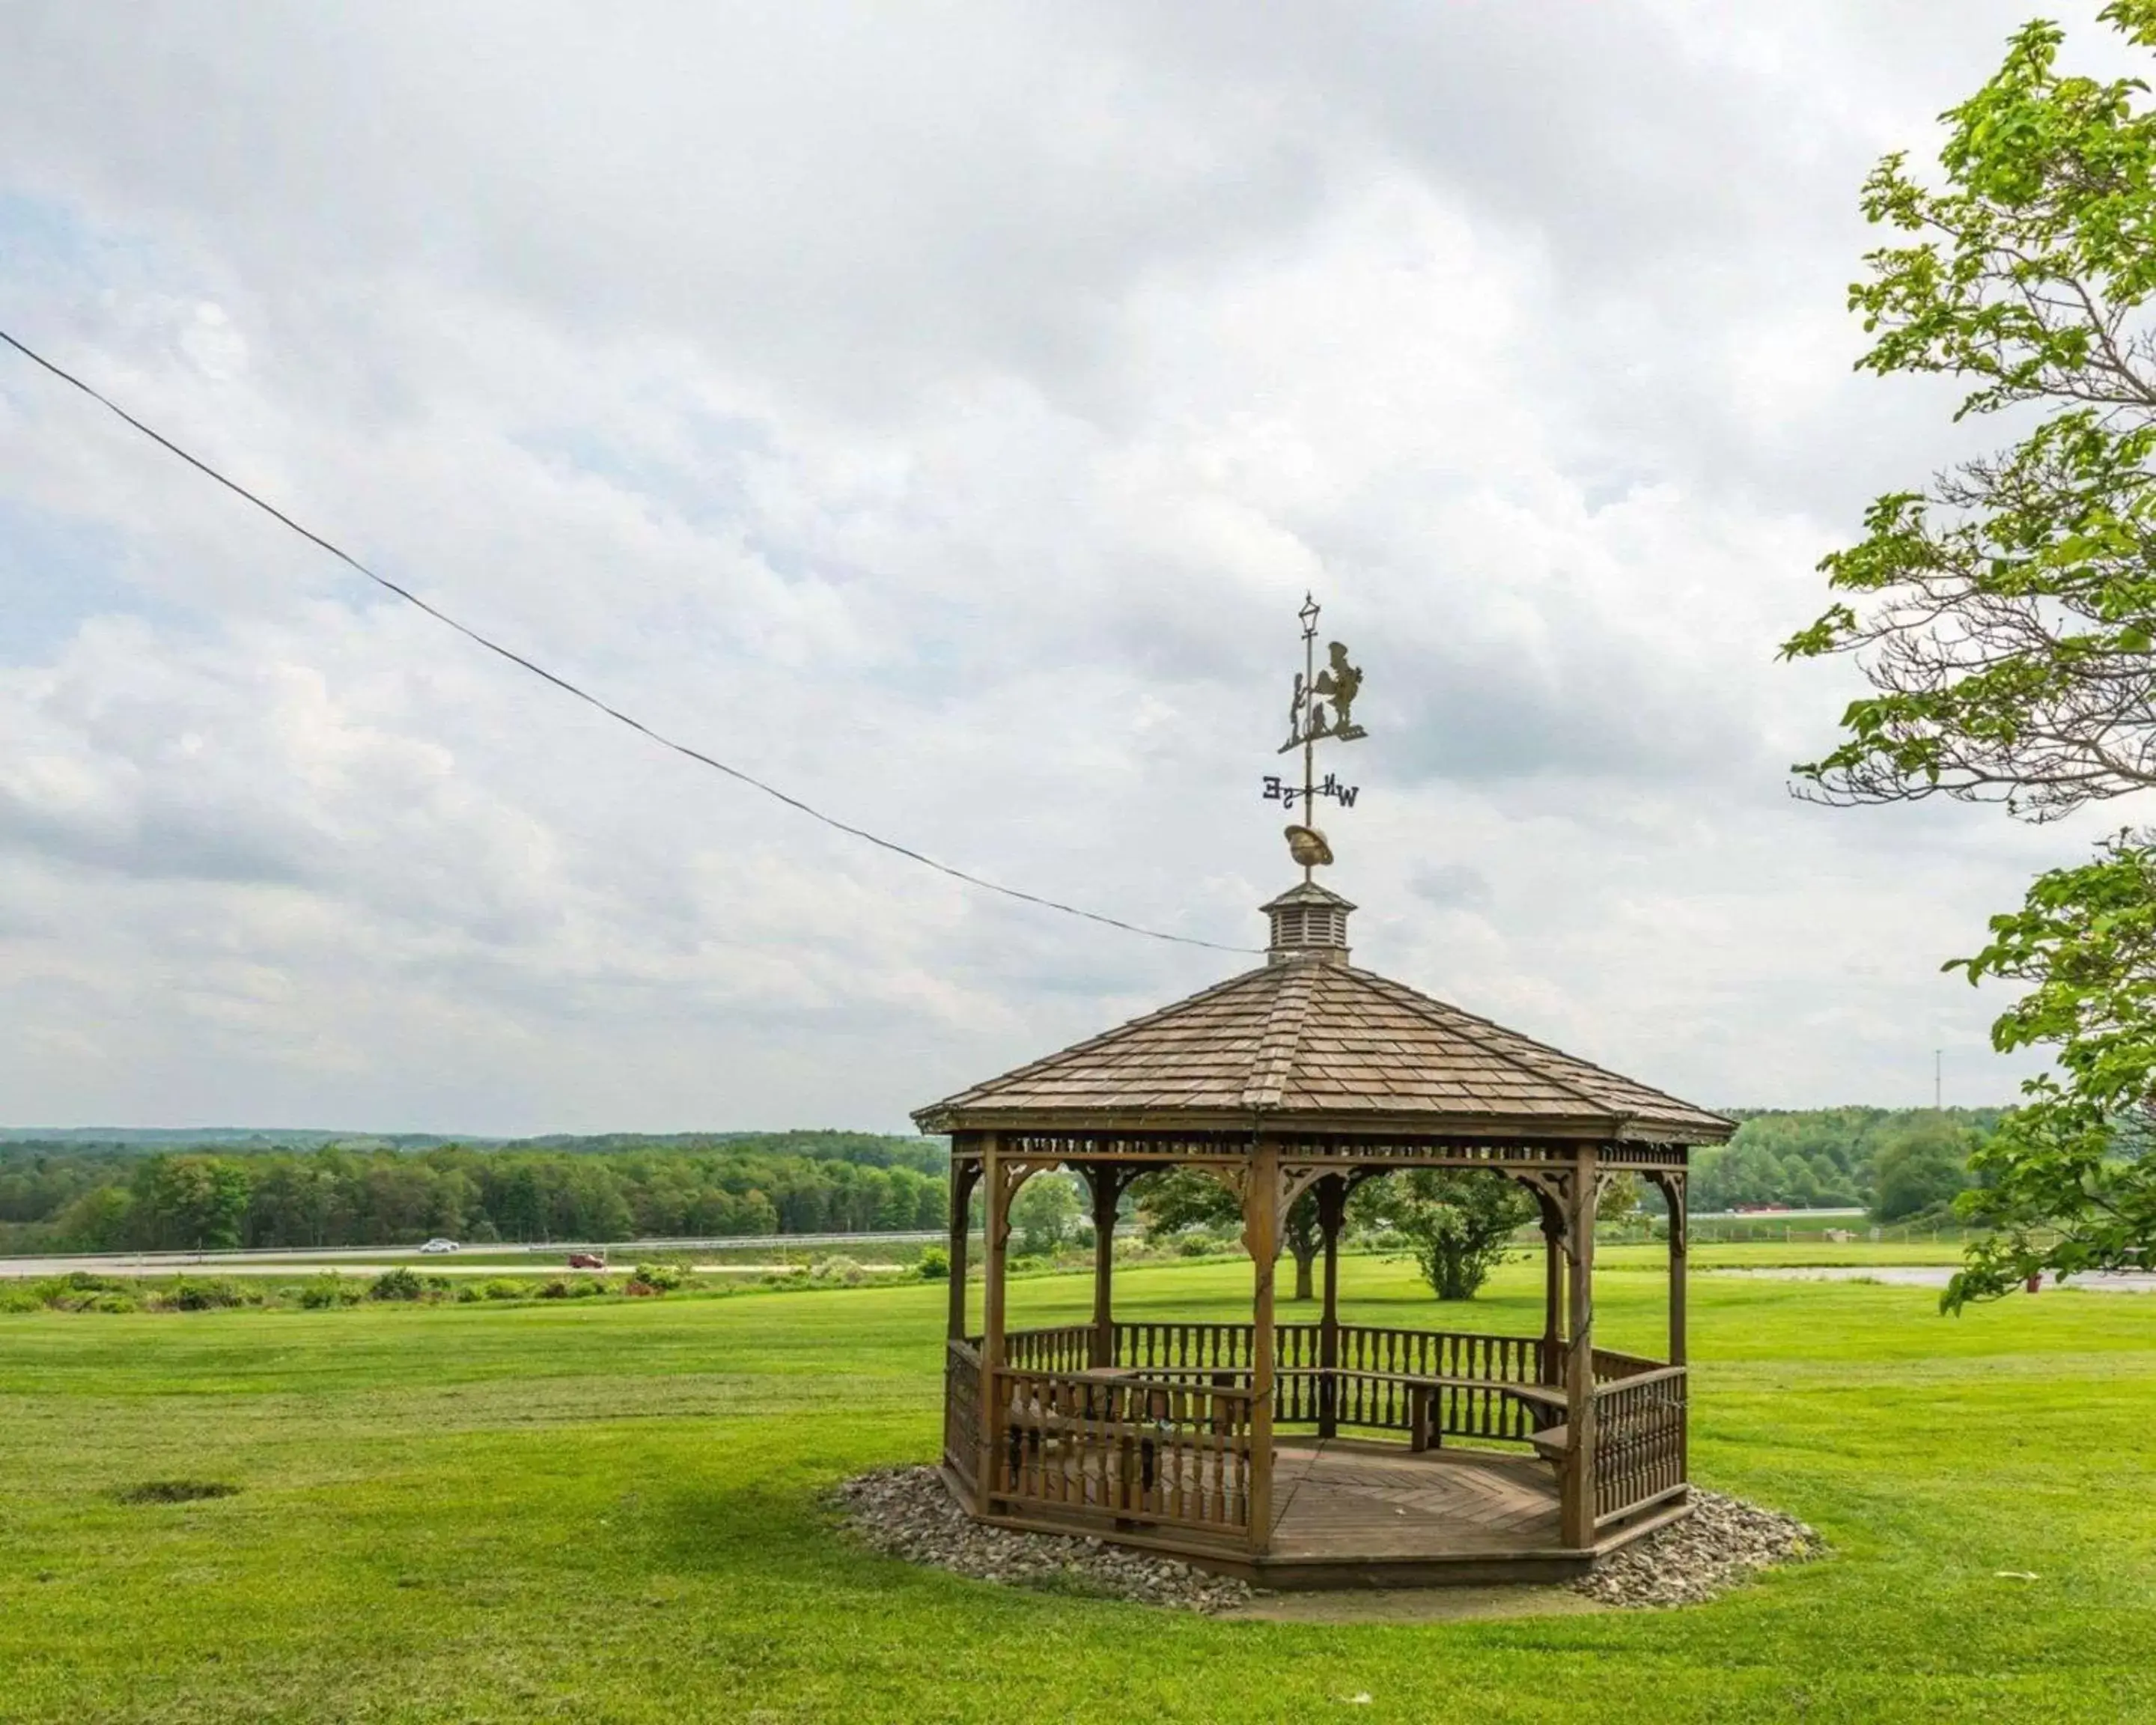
left=0, top=0, right=2125, bottom=1130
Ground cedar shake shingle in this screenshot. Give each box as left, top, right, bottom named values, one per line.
left=913, top=956, right=1732, bottom=1143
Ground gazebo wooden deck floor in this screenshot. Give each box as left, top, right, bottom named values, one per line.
left=961, top=1435, right=1669, bottom=1586
left=1269, top=1441, right=1559, bottom=1561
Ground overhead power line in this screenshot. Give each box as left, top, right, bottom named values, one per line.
left=0, top=326, right=1258, bottom=955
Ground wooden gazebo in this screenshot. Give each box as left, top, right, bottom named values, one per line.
left=915, top=883, right=1734, bottom=1587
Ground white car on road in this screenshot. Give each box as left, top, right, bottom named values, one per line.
left=419, top=1238, right=460, bottom=1254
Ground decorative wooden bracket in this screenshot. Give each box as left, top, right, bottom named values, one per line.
left=1277, top=1161, right=1337, bottom=1220
left=1645, top=1169, right=1687, bottom=1253
left=1206, top=1155, right=1342, bottom=1256
left=1072, top=1161, right=1140, bottom=1211
left=985, top=1158, right=1063, bottom=1250
left=1506, top=1168, right=1572, bottom=1246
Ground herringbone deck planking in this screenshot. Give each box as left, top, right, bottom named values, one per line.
left=1266, top=1441, right=1562, bottom=1560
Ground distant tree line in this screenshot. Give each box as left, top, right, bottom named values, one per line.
left=0, top=1110, right=2004, bottom=1253
left=1692, top=1107, right=1999, bottom=1220
left=0, top=1132, right=948, bottom=1253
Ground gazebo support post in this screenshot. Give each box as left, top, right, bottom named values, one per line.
left=1560, top=1149, right=1600, bottom=1551
left=1243, top=1143, right=1281, bottom=1556
left=1084, top=1165, right=1120, bottom=1369
left=1654, top=1168, right=1690, bottom=1497
left=976, top=1134, right=1008, bottom=1516
left=1536, top=1189, right=1565, bottom=1387
left=1663, top=1171, right=1688, bottom=1369
left=945, top=1157, right=978, bottom=1342
left=1315, top=1175, right=1347, bottom=1440
left=1670, top=1172, right=1687, bottom=1492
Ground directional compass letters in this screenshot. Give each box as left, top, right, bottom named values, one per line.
left=1261, top=772, right=1359, bottom=812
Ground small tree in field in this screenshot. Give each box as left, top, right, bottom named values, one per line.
left=1009, top=1172, right=1081, bottom=1257
left=1355, top=1170, right=1535, bottom=1301
left=1597, top=1172, right=1642, bottom=1226
left=1783, top=1, right=2156, bottom=1305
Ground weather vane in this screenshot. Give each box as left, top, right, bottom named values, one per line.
left=1260, top=592, right=1368, bottom=878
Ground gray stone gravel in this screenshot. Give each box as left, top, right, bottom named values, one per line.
left=835, top=1466, right=1255, bottom=1613
left=1571, top=1488, right=1822, bottom=1607
left=837, top=1467, right=1819, bottom=1614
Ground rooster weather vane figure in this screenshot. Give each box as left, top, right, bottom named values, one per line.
left=1261, top=594, right=1368, bottom=877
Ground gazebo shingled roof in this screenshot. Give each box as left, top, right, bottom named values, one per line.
left=914, top=887, right=1729, bottom=1141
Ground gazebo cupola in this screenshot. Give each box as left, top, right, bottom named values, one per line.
left=1262, top=881, right=1353, bottom=964
left=916, top=596, right=1734, bottom=1587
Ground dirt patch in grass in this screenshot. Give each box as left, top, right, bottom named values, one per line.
left=114, top=1479, right=241, bottom=1505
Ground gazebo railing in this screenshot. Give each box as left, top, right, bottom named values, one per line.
left=1105, top=1320, right=1559, bottom=1443
left=1003, top=1323, right=1094, bottom=1374
left=944, top=1338, right=982, bottom=1491
left=968, top=1326, right=1688, bottom=1548
left=1592, top=1365, right=1687, bottom=1526
left=985, top=1365, right=1255, bottom=1542
left=1115, top=1318, right=1264, bottom=1375
left=1112, top=1320, right=1548, bottom=1381
left=1592, top=1347, right=1666, bottom=1384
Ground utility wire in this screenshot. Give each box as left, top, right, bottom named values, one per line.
left=1, top=326, right=1258, bottom=955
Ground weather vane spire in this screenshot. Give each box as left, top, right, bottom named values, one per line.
left=1261, top=593, right=1368, bottom=880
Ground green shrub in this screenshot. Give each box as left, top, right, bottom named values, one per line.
left=299, top=1276, right=361, bottom=1309
left=367, top=1267, right=424, bottom=1302
left=916, top=1246, right=950, bottom=1281
left=567, top=1278, right=609, bottom=1299
left=162, top=1278, right=249, bottom=1312
left=808, top=1255, right=867, bottom=1286
left=26, top=1275, right=135, bottom=1310
left=481, top=1279, right=528, bottom=1300
left=630, top=1261, right=689, bottom=1292
left=0, top=1289, right=40, bottom=1314
left=86, top=1292, right=140, bottom=1314
left=537, top=1278, right=570, bottom=1299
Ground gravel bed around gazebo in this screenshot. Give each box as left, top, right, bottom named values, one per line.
left=836, top=1467, right=1256, bottom=1613
left=835, top=1467, right=1820, bottom=1614
left=1570, top=1489, right=1822, bottom=1607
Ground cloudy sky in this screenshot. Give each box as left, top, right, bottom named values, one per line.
left=0, top=1, right=2128, bottom=1134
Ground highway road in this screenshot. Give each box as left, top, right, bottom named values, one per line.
left=0, top=1231, right=939, bottom=1279
left=1714, top=1265, right=2156, bottom=1294
left=0, top=1258, right=846, bottom=1278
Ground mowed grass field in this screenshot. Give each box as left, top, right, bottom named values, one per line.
left=1, top=1254, right=2152, bottom=1724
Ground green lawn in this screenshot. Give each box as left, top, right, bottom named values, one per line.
left=1, top=1256, right=2151, bottom=1724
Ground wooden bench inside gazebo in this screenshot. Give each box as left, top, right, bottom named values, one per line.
left=916, top=881, right=1732, bottom=1589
